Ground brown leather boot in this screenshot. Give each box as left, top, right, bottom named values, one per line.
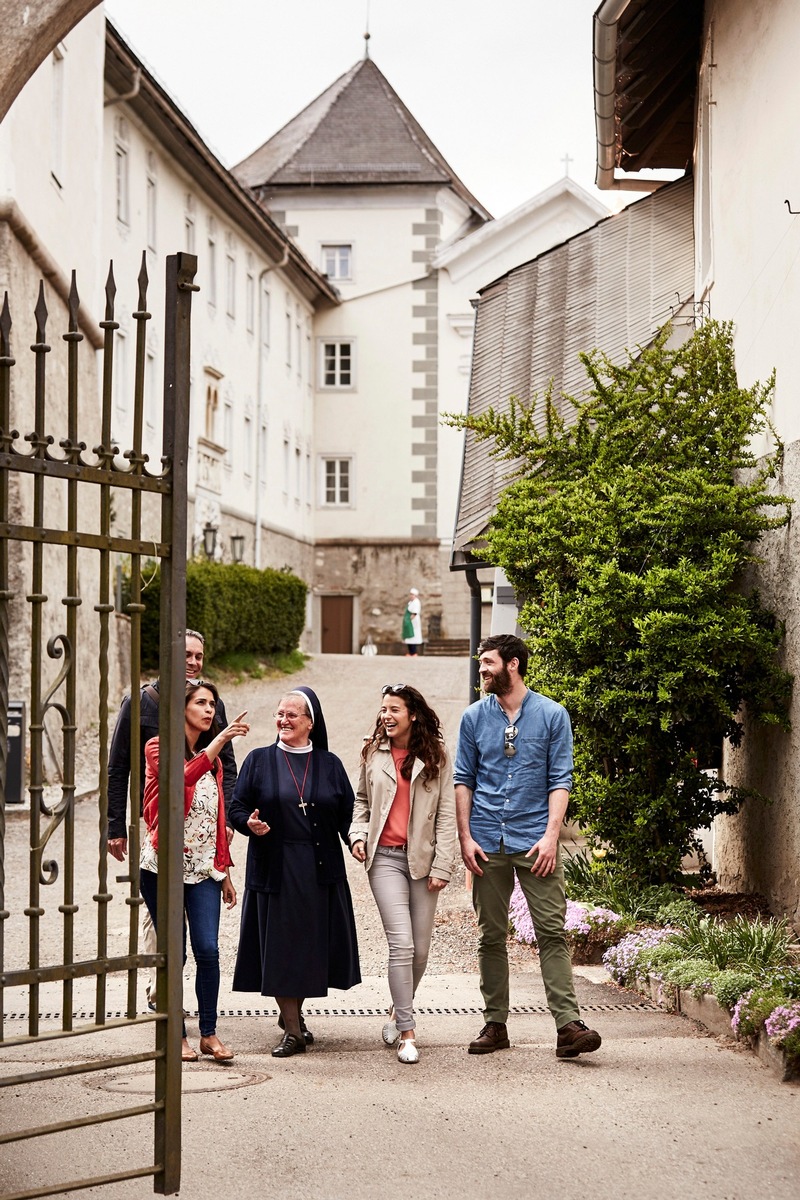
left=556, top=1020, right=602, bottom=1058
left=468, top=1021, right=510, bottom=1054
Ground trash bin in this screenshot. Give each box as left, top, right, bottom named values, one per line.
left=5, top=700, right=26, bottom=804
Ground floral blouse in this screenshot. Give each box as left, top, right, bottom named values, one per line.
left=141, top=764, right=225, bottom=883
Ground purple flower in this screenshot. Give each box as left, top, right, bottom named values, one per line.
left=764, top=1002, right=800, bottom=1045
left=730, top=989, right=754, bottom=1036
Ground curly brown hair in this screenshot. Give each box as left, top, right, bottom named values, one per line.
left=361, top=684, right=446, bottom=781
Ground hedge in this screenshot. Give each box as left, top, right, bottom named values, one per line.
left=136, top=560, right=307, bottom=667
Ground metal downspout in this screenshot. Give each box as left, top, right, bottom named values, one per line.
left=465, top=568, right=482, bottom=704
left=254, top=244, right=290, bottom=568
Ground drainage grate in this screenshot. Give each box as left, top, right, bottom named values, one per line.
left=6, top=1002, right=656, bottom=1021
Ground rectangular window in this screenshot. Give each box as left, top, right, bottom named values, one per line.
left=246, top=271, right=255, bottom=333
left=321, top=457, right=352, bottom=506
left=285, top=296, right=292, bottom=368
left=243, top=415, right=253, bottom=477
left=115, top=145, right=129, bottom=225
left=259, top=423, right=268, bottom=489
left=51, top=47, right=65, bottom=187
left=114, top=330, right=128, bottom=416
left=226, top=253, right=236, bottom=318
left=185, top=215, right=195, bottom=254
left=145, top=350, right=158, bottom=430
left=204, top=370, right=221, bottom=442
left=223, top=401, right=233, bottom=464
left=319, top=340, right=354, bottom=389
left=294, top=446, right=301, bottom=501
left=296, top=307, right=302, bottom=381
left=321, top=244, right=352, bottom=280
left=207, top=226, right=217, bottom=308
left=283, top=438, right=290, bottom=498
left=260, top=284, right=271, bottom=349
left=146, top=176, right=157, bottom=252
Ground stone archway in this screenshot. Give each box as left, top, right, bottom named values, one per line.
left=0, top=0, right=102, bottom=120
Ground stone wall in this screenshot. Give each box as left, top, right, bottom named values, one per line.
left=715, top=440, right=800, bottom=928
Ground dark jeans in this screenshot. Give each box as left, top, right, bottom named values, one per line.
left=140, top=868, right=222, bottom=1038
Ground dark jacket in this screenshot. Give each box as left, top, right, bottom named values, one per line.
left=107, top=681, right=237, bottom=840
left=228, top=744, right=354, bottom=893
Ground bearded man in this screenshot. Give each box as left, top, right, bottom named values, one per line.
left=454, top=633, right=601, bottom=1059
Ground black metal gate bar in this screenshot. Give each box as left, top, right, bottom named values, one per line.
left=60, top=274, right=82, bottom=1032
left=0, top=295, right=13, bottom=1042
left=0, top=251, right=194, bottom=1196
left=124, top=253, right=150, bottom=1019
left=94, top=264, right=117, bottom=1030
left=152, top=251, right=196, bottom=1197
left=26, top=283, right=50, bottom=1040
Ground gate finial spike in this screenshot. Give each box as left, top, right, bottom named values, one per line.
left=138, top=251, right=149, bottom=310
left=68, top=271, right=80, bottom=333
left=34, top=281, right=48, bottom=343
left=0, top=292, right=11, bottom=357
left=104, top=261, right=117, bottom=321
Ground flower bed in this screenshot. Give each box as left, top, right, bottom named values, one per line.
left=509, top=881, right=630, bottom=964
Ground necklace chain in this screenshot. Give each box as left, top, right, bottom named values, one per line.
left=284, top=750, right=311, bottom=815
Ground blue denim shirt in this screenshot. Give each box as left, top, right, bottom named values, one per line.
left=453, top=690, right=573, bottom=853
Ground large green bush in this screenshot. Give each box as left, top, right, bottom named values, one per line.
left=136, top=561, right=307, bottom=667
left=449, top=320, right=793, bottom=881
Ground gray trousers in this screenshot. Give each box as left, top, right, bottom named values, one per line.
left=368, top=846, right=440, bottom=1032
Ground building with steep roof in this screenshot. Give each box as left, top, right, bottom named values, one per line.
left=235, top=56, right=605, bottom=652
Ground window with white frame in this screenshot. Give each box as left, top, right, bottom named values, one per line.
left=51, top=46, right=65, bottom=187
left=204, top=368, right=222, bottom=442
left=320, top=457, right=353, bottom=507
left=185, top=193, right=196, bottom=254
left=114, top=117, right=130, bottom=226
left=259, top=422, right=268, bottom=488
left=207, top=217, right=217, bottom=308
left=285, top=294, right=292, bottom=368
left=260, top=283, right=271, bottom=350
left=145, top=349, right=158, bottom=430
left=146, top=152, right=157, bottom=252
left=321, top=244, right=352, bottom=280
left=294, top=446, right=301, bottom=502
left=319, top=339, right=354, bottom=389
left=225, top=233, right=236, bottom=318
left=114, top=329, right=128, bottom=416
left=223, top=400, right=233, bottom=466
left=243, top=415, right=253, bottom=478
left=295, top=305, right=302, bottom=381
left=282, top=437, right=290, bottom=499
left=305, top=450, right=312, bottom=508
left=246, top=257, right=255, bottom=333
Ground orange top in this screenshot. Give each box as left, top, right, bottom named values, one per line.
left=379, top=746, right=412, bottom=846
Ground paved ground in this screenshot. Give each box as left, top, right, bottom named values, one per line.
left=1, top=654, right=799, bottom=1199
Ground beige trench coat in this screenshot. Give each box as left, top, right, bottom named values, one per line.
left=349, top=740, right=457, bottom=882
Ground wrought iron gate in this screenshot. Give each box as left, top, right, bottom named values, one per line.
left=0, top=251, right=196, bottom=1197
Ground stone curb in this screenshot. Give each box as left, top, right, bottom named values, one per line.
left=640, top=974, right=799, bottom=1082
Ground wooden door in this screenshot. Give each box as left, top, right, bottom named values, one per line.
left=321, top=595, right=354, bottom=653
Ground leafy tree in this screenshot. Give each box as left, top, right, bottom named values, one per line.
left=450, top=321, right=792, bottom=881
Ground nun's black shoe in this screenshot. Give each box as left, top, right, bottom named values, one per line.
left=272, top=1033, right=307, bottom=1058
left=278, top=1014, right=314, bottom=1044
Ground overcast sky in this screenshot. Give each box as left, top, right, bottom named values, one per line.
left=104, top=0, right=646, bottom=219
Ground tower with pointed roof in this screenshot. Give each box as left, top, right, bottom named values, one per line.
left=234, top=55, right=492, bottom=650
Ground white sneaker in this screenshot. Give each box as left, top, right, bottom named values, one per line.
left=382, top=1019, right=400, bottom=1046
left=397, top=1036, right=419, bottom=1064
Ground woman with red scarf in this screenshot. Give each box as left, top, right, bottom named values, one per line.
left=141, top=680, right=249, bottom=1063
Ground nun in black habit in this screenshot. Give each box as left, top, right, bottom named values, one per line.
left=229, top=686, right=360, bottom=1057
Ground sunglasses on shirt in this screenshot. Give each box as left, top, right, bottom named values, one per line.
left=504, top=724, right=519, bottom=757
left=382, top=684, right=408, bottom=695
